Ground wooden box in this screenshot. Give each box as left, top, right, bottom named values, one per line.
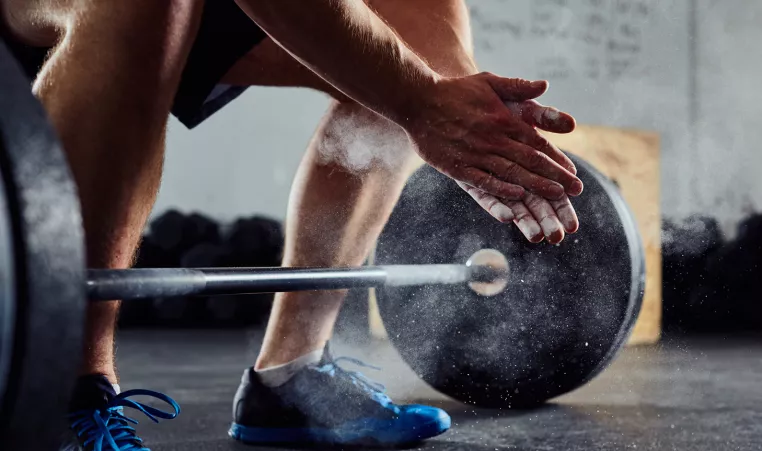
left=547, top=125, right=661, bottom=345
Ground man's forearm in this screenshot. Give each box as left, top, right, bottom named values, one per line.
left=234, top=0, right=440, bottom=125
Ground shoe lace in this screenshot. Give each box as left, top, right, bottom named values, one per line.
left=314, top=356, right=398, bottom=412
left=68, top=389, right=180, bottom=451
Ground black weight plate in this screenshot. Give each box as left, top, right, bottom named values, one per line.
left=376, top=156, right=644, bottom=408
left=0, top=130, right=14, bottom=424
left=0, top=40, right=86, bottom=449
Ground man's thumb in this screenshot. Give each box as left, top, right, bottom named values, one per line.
left=483, top=74, right=548, bottom=102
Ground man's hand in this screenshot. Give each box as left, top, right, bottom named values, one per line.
left=459, top=182, right=579, bottom=244
left=401, top=72, right=581, bottom=242
left=458, top=93, right=582, bottom=244
left=403, top=73, right=583, bottom=202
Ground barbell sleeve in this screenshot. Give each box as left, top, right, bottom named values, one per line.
left=86, top=264, right=505, bottom=301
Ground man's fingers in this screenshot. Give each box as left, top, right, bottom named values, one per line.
left=481, top=138, right=582, bottom=197
left=504, top=100, right=576, bottom=134
left=482, top=73, right=549, bottom=102
left=505, top=200, right=544, bottom=243
left=549, top=195, right=579, bottom=234
left=458, top=167, right=525, bottom=201
left=457, top=182, right=516, bottom=223
left=496, top=115, right=579, bottom=178
left=458, top=182, right=543, bottom=243
left=519, top=126, right=579, bottom=178
left=524, top=193, right=565, bottom=244
left=457, top=182, right=574, bottom=245
left=469, top=155, right=566, bottom=200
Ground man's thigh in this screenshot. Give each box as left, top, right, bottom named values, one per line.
left=221, top=0, right=476, bottom=95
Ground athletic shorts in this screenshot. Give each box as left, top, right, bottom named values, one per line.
left=1, top=0, right=267, bottom=129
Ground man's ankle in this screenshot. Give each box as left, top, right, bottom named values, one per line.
left=255, top=345, right=326, bottom=371
left=79, top=367, right=118, bottom=385
left=254, top=349, right=324, bottom=387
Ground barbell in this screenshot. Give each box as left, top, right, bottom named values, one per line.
left=0, top=40, right=644, bottom=450
left=87, top=255, right=508, bottom=301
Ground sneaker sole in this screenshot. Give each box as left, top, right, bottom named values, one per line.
left=228, top=415, right=451, bottom=446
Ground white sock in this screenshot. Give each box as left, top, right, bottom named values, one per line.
left=113, top=384, right=121, bottom=395
left=255, top=350, right=323, bottom=387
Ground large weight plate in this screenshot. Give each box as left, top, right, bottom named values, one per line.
left=376, top=156, right=644, bottom=408
left=0, top=40, right=86, bottom=449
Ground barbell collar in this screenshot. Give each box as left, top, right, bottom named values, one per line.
left=86, top=264, right=506, bottom=301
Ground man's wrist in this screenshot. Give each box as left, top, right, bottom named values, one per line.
left=386, top=72, right=444, bottom=130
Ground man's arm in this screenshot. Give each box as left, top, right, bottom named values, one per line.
left=235, top=0, right=437, bottom=124
left=235, top=0, right=584, bottom=201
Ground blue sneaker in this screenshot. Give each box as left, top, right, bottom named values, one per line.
left=229, top=346, right=451, bottom=447
left=61, top=375, right=180, bottom=451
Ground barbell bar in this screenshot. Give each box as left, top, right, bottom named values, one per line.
left=86, top=256, right=508, bottom=301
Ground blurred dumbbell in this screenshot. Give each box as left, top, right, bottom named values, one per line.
left=226, top=216, right=283, bottom=267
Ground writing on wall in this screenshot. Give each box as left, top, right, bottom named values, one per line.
left=470, top=0, right=652, bottom=81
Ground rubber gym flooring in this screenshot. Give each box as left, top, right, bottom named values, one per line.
left=117, top=329, right=761, bottom=451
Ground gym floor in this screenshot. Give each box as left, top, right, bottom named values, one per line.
left=118, top=329, right=761, bottom=451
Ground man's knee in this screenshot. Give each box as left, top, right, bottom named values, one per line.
left=5, top=0, right=199, bottom=43
left=315, top=101, right=418, bottom=174
left=312, top=0, right=473, bottom=176
left=45, top=0, right=202, bottom=89
left=0, top=0, right=62, bottom=45
left=65, top=0, right=201, bottom=45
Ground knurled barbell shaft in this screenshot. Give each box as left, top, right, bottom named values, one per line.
left=86, top=264, right=504, bottom=301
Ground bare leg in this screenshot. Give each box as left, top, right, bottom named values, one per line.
left=2, top=0, right=202, bottom=382
left=222, top=0, right=477, bottom=368
left=258, top=104, right=421, bottom=367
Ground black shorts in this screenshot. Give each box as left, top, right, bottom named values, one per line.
left=1, top=0, right=267, bottom=129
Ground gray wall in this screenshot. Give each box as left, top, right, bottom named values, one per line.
left=155, top=0, right=762, bottom=234
left=155, top=88, right=330, bottom=222
left=692, top=0, right=762, bottom=231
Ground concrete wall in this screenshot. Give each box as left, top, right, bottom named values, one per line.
left=690, top=0, right=762, bottom=232
left=155, top=0, right=762, bottom=234
left=154, top=88, right=330, bottom=222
